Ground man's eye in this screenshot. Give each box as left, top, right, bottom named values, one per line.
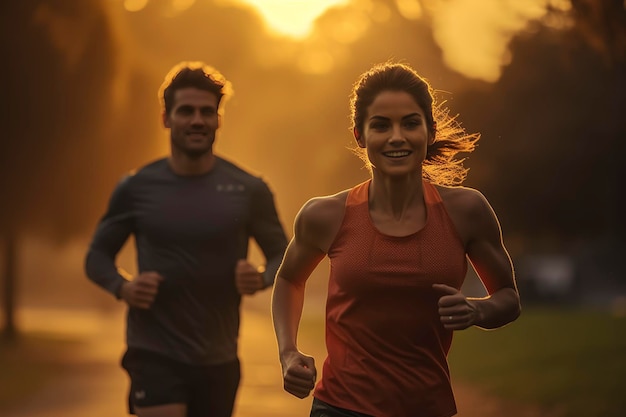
left=177, top=107, right=193, bottom=115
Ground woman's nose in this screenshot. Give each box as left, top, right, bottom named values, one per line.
left=388, top=125, right=406, bottom=145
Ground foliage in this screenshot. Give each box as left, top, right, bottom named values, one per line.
left=455, top=24, right=626, bottom=240
left=0, top=1, right=120, bottom=239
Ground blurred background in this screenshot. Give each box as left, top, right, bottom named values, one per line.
left=0, top=0, right=625, bottom=416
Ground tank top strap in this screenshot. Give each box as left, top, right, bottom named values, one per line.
left=346, top=180, right=371, bottom=206
left=422, top=180, right=442, bottom=205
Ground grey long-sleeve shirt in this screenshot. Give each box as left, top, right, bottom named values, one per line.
left=85, top=157, right=288, bottom=365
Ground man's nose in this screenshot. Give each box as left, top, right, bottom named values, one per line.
left=191, top=110, right=206, bottom=125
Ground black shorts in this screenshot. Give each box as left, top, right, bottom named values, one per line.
left=121, top=348, right=240, bottom=417
left=310, top=398, right=374, bottom=417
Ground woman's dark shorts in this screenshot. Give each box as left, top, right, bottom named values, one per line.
left=310, top=397, right=374, bottom=417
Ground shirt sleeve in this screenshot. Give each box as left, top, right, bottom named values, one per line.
left=84, top=175, right=135, bottom=298
left=249, top=179, right=288, bottom=288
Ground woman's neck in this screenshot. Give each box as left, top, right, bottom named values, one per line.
left=369, top=173, right=424, bottom=221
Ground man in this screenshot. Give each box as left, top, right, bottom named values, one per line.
left=85, top=61, right=288, bottom=417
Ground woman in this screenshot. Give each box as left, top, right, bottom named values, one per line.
left=271, top=62, right=521, bottom=417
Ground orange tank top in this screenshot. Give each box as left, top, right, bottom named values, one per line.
left=314, top=179, right=467, bottom=417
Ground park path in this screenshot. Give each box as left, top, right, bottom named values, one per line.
left=4, top=292, right=554, bottom=417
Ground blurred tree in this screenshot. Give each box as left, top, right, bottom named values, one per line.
left=0, top=0, right=119, bottom=340
left=454, top=0, right=626, bottom=244
left=570, top=0, right=626, bottom=67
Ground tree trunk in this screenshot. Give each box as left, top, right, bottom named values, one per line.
left=2, top=230, right=18, bottom=341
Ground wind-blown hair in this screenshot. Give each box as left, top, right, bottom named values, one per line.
left=158, top=61, right=234, bottom=116
left=349, top=62, right=479, bottom=186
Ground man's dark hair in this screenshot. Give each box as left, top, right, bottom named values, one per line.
left=159, top=61, right=233, bottom=115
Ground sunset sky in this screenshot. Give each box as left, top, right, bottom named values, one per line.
left=116, top=0, right=571, bottom=81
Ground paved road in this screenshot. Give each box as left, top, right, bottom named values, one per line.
left=4, top=297, right=316, bottom=417
left=4, top=293, right=555, bottom=417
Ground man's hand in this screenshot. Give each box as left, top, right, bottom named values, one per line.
left=280, top=350, right=317, bottom=399
left=119, top=271, right=163, bottom=309
left=235, top=259, right=264, bottom=295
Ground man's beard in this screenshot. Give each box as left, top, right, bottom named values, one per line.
left=181, top=147, right=211, bottom=159
left=172, top=134, right=214, bottom=158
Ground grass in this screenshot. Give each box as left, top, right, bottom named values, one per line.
left=447, top=307, right=626, bottom=417
left=0, top=332, right=84, bottom=411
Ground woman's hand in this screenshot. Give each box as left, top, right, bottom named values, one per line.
left=280, top=350, right=317, bottom=399
left=433, top=283, right=479, bottom=330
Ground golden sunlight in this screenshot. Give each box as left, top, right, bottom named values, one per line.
left=115, top=0, right=569, bottom=81
left=230, top=0, right=350, bottom=38
left=123, top=0, right=196, bottom=14
left=123, top=0, right=149, bottom=12
left=430, top=0, right=571, bottom=82
left=395, top=0, right=423, bottom=20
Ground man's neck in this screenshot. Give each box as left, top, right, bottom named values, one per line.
left=168, top=152, right=216, bottom=176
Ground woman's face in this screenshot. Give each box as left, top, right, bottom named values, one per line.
left=359, top=90, right=433, bottom=178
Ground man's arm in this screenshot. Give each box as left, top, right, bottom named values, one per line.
left=84, top=175, right=135, bottom=298
left=249, top=179, right=289, bottom=288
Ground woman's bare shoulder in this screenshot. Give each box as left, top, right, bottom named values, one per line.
left=435, top=184, right=488, bottom=211
left=298, top=190, right=350, bottom=225
left=435, top=184, right=496, bottom=237
left=295, top=190, right=350, bottom=252
left=435, top=184, right=501, bottom=243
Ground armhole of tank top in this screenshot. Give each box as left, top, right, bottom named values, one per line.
left=327, top=186, right=359, bottom=253
left=422, top=180, right=443, bottom=204
left=427, top=182, right=466, bottom=251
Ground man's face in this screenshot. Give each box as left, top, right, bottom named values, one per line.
left=163, top=87, right=220, bottom=158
